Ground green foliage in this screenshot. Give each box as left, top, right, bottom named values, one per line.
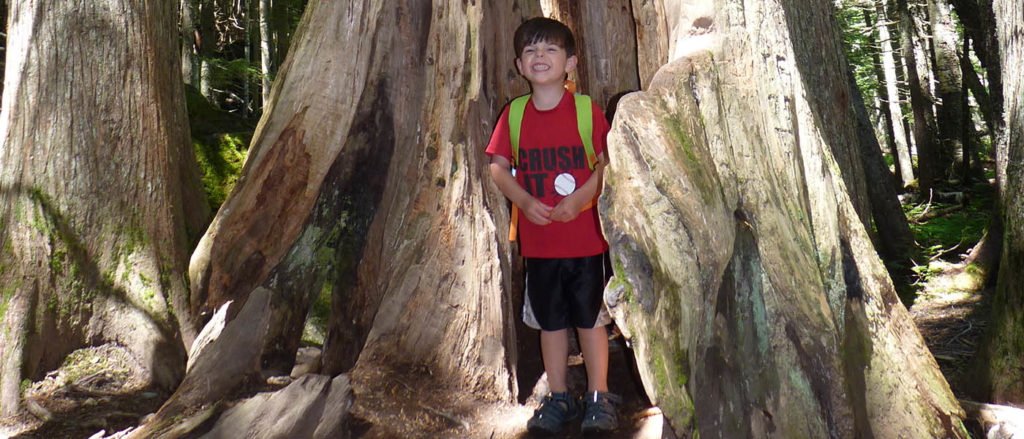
left=836, top=1, right=881, bottom=107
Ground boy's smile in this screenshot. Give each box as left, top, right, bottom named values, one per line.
left=517, top=40, right=577, bottom=89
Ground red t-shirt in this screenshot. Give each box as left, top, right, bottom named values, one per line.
left=486, top=91, right=610, bottom=258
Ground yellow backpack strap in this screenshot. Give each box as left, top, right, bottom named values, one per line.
left=507, top=95, right=530, bottom=242
left=508, top=94, right=531, bottom=167
left=574, top=94, right=597, bottom=170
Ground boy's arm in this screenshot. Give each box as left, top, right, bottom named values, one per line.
left=489, top=155, right=554, bottom=226
left=550, top=152, right=607, bottom=222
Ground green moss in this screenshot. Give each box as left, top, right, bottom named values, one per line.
left=193, top=133, right=250, bottom=211
left=672, top=348, right=689, bottom=388
left=302, top=282, right=332, bottom=346
left=49, top=247, right=67, bottom=276
left=608, top=254, right=635, bottom=303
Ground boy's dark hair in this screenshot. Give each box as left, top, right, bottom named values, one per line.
left=513, top=17, right=576, bottom=58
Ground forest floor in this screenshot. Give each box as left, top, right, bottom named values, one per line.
left=0, top=260, right=995, bottom=439
left=908, top=259, right=993, bottom=403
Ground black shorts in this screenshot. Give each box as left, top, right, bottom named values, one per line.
left=525, top=252, right=611, bottom=331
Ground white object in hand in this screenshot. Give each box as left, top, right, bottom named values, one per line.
left=554, top=173, right=576, bottom=196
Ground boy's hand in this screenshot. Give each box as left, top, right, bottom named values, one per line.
left=551, top=193, right=584, bottom=222
left=523, top=198, right=554, bottom=225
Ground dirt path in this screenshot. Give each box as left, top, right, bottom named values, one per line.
left=907, top=260, right=991, bottom=402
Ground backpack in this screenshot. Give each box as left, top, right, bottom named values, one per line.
left=506, top=93, right=599, bottom=242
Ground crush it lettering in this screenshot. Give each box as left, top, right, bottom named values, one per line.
left=517, top=145, right=588, bottom=198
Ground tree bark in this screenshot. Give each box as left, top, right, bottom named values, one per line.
left=0, top=0, right=207, bottom=416
left=897, top=0, right=941, bottom=194
left=927, top=0, right=964, bottom=177
left=973, top=0, right=1024, bottom=406
left=605, top=0, right=967, bottom=436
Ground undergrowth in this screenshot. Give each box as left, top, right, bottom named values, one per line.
left=903, top=182, right=994, bottom=289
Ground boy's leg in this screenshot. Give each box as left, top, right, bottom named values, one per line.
left=540, top=329, right=570, bottom=393
left=577, top=325, right=608, bottom=392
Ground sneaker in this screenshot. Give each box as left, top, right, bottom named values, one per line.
left=527, top=392, right=580, bottom=436
left=580, top=391, right=621, bottom=435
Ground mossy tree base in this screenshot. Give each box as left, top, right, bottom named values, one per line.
left=0, top=0, right=205, bottom=417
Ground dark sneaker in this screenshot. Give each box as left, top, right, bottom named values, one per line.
left=580, top=391, right=621, bottom=435
left=527, top=392, right=580, bottom=436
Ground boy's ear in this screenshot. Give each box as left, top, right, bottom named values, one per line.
left=515, top=57, right=523, bottom=76
left=565, top=55, right=578, bottom=73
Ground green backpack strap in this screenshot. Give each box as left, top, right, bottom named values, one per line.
left=507, top=93, right=596, bottom=170
left=508, top=94, right=531, bottom=167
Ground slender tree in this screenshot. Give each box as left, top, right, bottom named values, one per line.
left=0, top=0, right=207, bottom=416
left=867, top=2, right=915, bottom=188
left=927, top=0, right=965, bottom=176
left=897, top=0, right=941, bottom=193
left=259, top=0, right=272, bottom=106
left=181, top=0, right=200, bottom=86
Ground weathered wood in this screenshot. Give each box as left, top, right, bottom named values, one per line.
left=0, top=0, right=206, bottom=416
left=200, top=374, right=353, bottom=439
left=602, top=0, right=967, bottom=436
left=959, top=400, right=1024, bottom=438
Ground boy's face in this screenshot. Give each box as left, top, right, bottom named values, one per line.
left=516, top=40, right=577, bottom=89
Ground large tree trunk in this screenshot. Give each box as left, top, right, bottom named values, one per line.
left=606, top=0, right=966, bottom=436
left=0, top=0, right=207, bottom=416
left=973, top=0, right=1024, bottom=406
left=152, top=2, right=534, bottom=436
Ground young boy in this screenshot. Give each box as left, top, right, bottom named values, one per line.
left=485, top=17, right=620, bottom=436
